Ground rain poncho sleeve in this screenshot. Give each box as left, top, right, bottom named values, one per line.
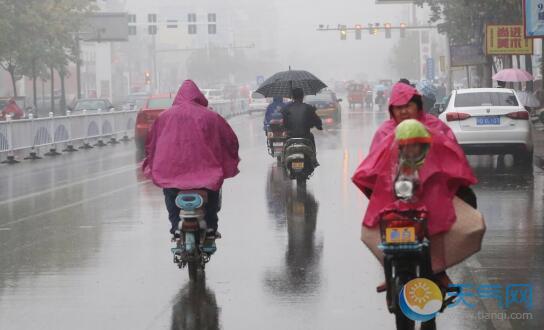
left=142, top=80, right=240, bottom=191
left=352, top=127, right=477, bottom=236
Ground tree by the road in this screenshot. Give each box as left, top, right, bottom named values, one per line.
left=416, top=0, right=523, bottom=87
left=0, top=0, right=94, bottom=99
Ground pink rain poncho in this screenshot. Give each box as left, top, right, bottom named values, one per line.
left=352, top=83, right=477, bottom=235
left=368, top=83, right=457, bottom=156
left=142, top=80, right=240, bottom=191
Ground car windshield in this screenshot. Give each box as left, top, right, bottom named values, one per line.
left=251, top=93, right=265, bottom=99
left=147, top=98, right=173, bottom=109
left=454, top=92, right=519, bottom=107
left=75, top=100, right=107, bottom=110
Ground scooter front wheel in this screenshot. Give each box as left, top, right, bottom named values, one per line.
left=420, top=319, right=437, bottom=330
left=395, top=275, right=415, bottom=330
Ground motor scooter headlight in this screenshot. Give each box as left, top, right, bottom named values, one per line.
left=395, top=180, right=414, bottom=200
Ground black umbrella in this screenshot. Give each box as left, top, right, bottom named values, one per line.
left=255, top=70, right=327, bottom=98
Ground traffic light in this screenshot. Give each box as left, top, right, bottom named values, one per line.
left=355, top=24, right=362, bottom=40
left=145, top=72, right=151, bottom=85
left=373, top=23, right=380, bottom=35
left=384, top=23, right=391, bottom=39
left=400, top=23, right=407, bottom=38
left=340, top=25, right=347, bottom=40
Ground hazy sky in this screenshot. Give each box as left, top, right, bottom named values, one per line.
left=269, top=0, right=426, bottom=81
left=120, top=0, right=432, bottom=83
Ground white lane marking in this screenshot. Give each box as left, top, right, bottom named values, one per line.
left=79, top=226, right=94, bottom=229
left=0, top=227, right=11, bottom=231
left=0, top=180, right=150, bottom=228
left=465, top=257, right=514, bottom=330
left=0, top=164, right=139, bottom=206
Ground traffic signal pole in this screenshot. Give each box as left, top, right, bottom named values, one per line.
left=316, top=25, right=436, bottom=33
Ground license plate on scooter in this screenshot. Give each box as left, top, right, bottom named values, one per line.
left=385, top=227, right=416, bottom=243
left=291, top=162, right=304, bottom=170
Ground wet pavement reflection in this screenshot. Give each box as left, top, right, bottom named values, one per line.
left=171, top=276, right=220, bottom=330
left=0, top=108, right=543, bottom=329
left=264, top=166, right=322, bottom=300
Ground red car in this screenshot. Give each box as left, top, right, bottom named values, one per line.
left=135, top=94, right=174, bottom=152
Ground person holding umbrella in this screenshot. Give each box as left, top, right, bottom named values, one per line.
left=255, top=69, right=328, bottom=167
left=280, top=87, right=323, bottom=167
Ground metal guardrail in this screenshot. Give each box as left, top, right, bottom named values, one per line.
left=0, top=98, right=249, bottom=164
left=0, top=110, right=137, bottom=164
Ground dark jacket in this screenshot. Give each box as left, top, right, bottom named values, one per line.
left=280, top=101, right=323, bottom=138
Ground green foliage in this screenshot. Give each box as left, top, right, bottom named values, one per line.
left=0, top=0, right=96, bottom=95
left=415, top=0, right=523, bottom=45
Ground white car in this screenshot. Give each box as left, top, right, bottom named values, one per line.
left=248, top=92, right=270, bottom=113
left=201, top=89, right=224, bottom=101
left=438, top=88, right=533, bottom=163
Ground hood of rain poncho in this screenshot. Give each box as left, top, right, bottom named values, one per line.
left=352, top=124, right=477, bottom=236
left=142, top=80, right=240, bottom=191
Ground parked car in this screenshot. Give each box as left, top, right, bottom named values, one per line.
left=438, top=88, right=533, bottom=164
left=135, top=94, right=174, bottom=153
left=304, top=90, right=342, bottom=125
left=201, top=89, right=223, bottom=101
left=123, top=92, right=151, bottom=111
left=248, top=92, right=270, bottom=114
left=71, top=99, right=115, bottom=113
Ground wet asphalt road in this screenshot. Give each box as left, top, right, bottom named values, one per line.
left=0, top=106, right=543, bottom=330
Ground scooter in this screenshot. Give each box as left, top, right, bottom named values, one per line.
left=266, top=117, right=288, bottom=164
left=171, top=190, right=218, bottom=280
left=283, top=138, right=316, bottom=191
left=379, top=168, right=458, bottom=330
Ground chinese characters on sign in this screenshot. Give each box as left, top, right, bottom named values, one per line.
left=486, top=25, right=534, bottom=55
left=447, top=283, right=534, bottom=310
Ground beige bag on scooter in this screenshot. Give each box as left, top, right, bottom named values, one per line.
left=361, top=196, right=486, bottom=273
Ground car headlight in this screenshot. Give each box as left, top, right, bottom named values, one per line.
left=395, top=180, right=414, bottom=200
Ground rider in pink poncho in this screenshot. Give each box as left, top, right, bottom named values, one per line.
left=352, top=82, right=478, bottom=289
left=143, top=80, right=240, bottom=237
left=352, top=82, right=477, bottom=235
